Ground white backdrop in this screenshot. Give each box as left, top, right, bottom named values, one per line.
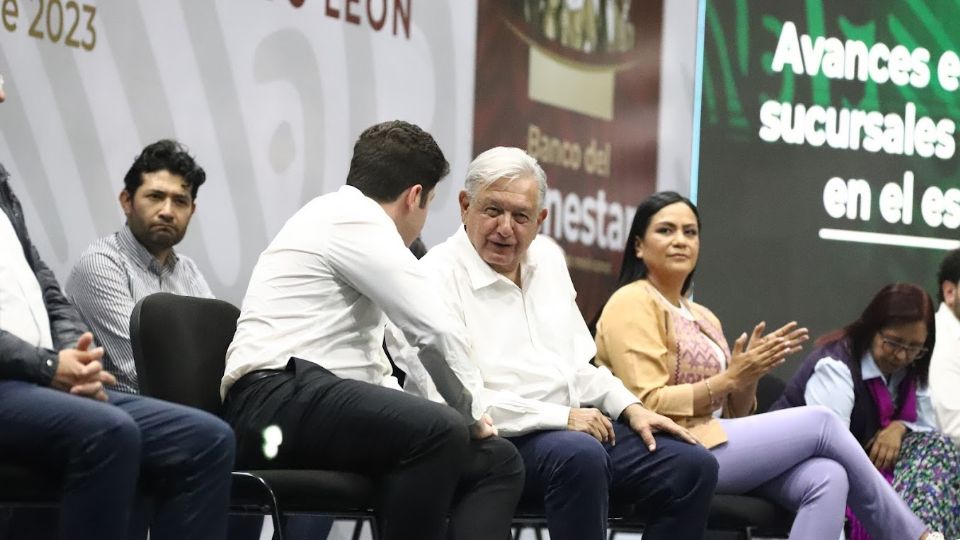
left=0, top=0, right=698, bottom=306
left=0, top=0, right=479, bottom=304
left=657, top=0, right=698, bottom=196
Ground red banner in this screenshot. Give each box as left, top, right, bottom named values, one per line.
left=473, top=0, right=664, bottom=319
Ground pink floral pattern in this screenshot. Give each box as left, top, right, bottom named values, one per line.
left=669, top=306, right=730, bottom=390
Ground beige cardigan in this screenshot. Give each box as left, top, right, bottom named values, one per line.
left=595, top=280, right=744, bottom=448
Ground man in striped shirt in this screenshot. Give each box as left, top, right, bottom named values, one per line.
left=66, top=140, right=213, bottom=393
left=0, top=73, right=234, bottom=540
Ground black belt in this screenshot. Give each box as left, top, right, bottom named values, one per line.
left=231, top=369, right=284, bottom=395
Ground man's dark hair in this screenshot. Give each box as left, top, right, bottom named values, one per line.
left=123, top=139, right=206, bottom=199
left=345, top=120, right=449, bottom=207
left=937, top=248, right=960, bottom=302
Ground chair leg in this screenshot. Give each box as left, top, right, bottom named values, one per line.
left=261, top=494, right=284, bottom=540
left=232, top=472, right=284, bottom=540
left=351, top=519, right=364, bottom=540
left=267, top=507, right=283, bottom=540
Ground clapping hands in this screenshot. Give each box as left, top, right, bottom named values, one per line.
left=726, top=321, right=808, bottom=389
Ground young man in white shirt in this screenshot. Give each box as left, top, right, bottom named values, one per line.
left=220, top=121, right=524, bottom=540
left=388, top=147, right=718, bottom=540
left=930, top=248, right=960, bottom=446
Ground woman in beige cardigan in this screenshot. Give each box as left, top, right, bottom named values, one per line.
left=594, top=191, right=943, bottom=540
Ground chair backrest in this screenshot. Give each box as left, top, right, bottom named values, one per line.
left=129, top=293, right=240, bottom=416
left=755, top=374, right=787, bottom=414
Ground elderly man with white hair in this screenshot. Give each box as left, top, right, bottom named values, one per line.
left=388, top=146, right=719, bottom=540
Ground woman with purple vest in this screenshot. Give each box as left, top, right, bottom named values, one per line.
left=594, top=191, right=945, bottom=540
left=771, top=283, right=960, bottom=539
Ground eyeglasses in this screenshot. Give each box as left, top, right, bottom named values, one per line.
left=879, top=334, right=928, bottom=359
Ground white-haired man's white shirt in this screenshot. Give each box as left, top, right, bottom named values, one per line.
left=930, top=303, right=960, bottom=446
left=387, top=227, right=639, bottom=437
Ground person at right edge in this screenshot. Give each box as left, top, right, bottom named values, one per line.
left=220, top=120, right=524, bottom=540
left=594, top=191, right=947, bottom=540
left=931, top=248, right=960, bottom=446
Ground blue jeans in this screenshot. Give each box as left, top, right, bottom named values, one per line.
left=0, top=381, right=235, bottom=540
left=508, top=422, right=718, bottom=540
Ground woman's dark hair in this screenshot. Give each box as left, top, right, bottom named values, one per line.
left=589, top=191, right=700, bottom=335
left=615, top=191, right=701, bottom=294
left=818, top=282, right=935, bottom=386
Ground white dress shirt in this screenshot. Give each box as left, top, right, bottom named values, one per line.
left=0, top=211, right=52, bottom=349
left=805, top=351, right=937, bottom=432
left=930, top=303, right=960, bottom=446
left=222, top=185, right=484, bottom=422
left=388, top=227, right=639, bottom=437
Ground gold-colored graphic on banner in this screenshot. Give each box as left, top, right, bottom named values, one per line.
left=529, top=47, right=615, bottom=120
left=524, top=0, right=635, bottom=55
left=474, top=0, right=661, bottom=317
left=513, top=0, right=638, bottom=120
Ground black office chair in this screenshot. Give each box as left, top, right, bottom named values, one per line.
left=756, top=374, right=787, bottom=414
left=129, top=292, right=378, bottom=540
left=517, top=489, right=793, bottom=540
left=512, top=500, right=645, bottom=540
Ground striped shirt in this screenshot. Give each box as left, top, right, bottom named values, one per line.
left=65, top=225, right=213, bottom=393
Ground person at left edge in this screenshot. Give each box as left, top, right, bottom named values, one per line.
left=0, top=72, right=235, bottom=540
